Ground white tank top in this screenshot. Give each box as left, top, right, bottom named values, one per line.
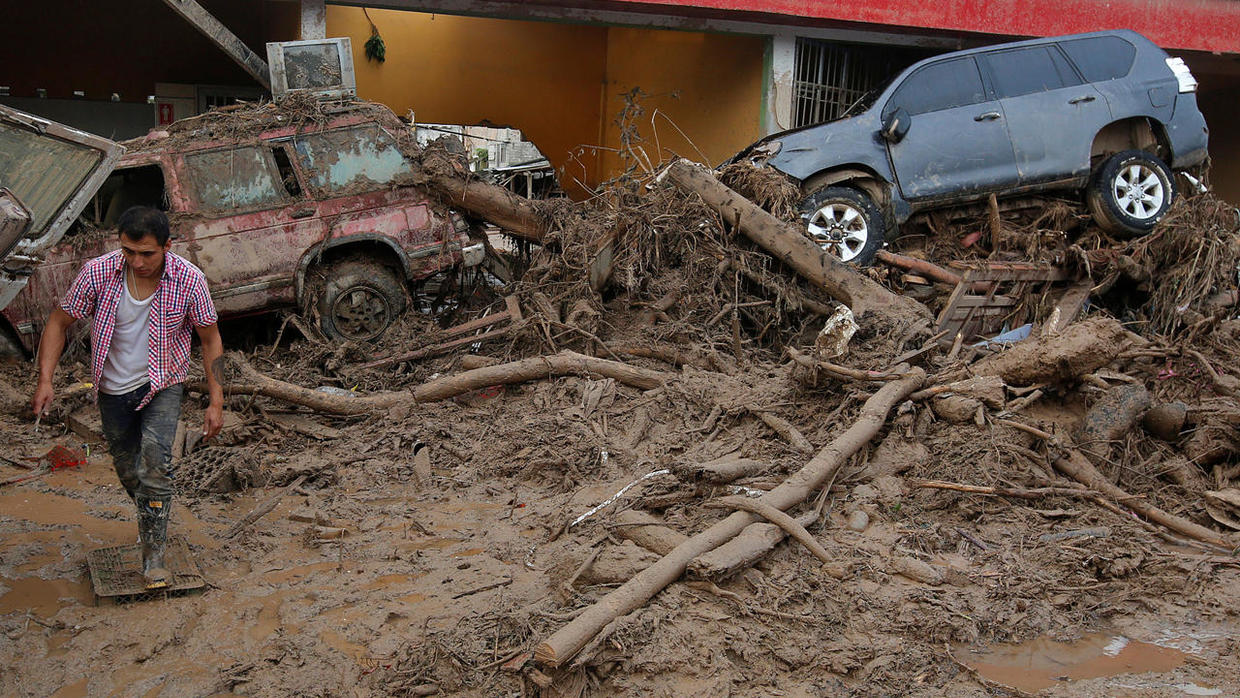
left=99, top=273, right=154, bottom=395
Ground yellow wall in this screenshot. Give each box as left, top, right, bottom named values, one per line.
left=327, top=9, right=764, bottom=198
left=327, top=8, right=608, bottom=197
left=600, top=27, right=765, bottom=181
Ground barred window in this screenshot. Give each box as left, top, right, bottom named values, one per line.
left=793, top=39, right=933, bottom=127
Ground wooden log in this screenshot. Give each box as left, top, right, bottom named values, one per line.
left=676, top=456, right=768, bottom=484
left=607, top=344, right=717, bottom=372
left=1073, top=383, right=1151, bottom=460
left=754, top=411, right=814, bottom=454
left=209, top=351, right=669, bottom=415
left=659, top=159, right=929, bottom=324
left=612, top=510, right=689, bottom=556
left=875, top=250, right=962, bottom=286
left=413, top=351, right=670, bottom=402
left=423, top=154, right=548, bottom=243
left=639, top=289, right=682, bottom=325
left=688, top=521, right=790, bottom=580
left=703, top=496, right=831, bottom=563
left=459, top=355, right=501, bottom=370
left=998, top=420, right=1234, bottom=550
left=787, top=347, right=915, bottom=383
left=214, top=354, right=408, bottom=415
left=532, top=366, right=924, bottom=668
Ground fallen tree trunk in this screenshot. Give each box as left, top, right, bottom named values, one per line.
left=213, top=355, right=408, bottom=415
left=998, top=419, right=1234, bottom=550
left=422, top=152, right=549, bottom=243
left=606, top=344, right=719, bottom=372
left=1053, top=449, right=1232, bottom=549
left=754, top=411, right=814, bottom=454
left=413, top=351, right=670, bottom=402
left=532, top=366, right=924, bottom=668
left=659, top=160, right=929, bottom=324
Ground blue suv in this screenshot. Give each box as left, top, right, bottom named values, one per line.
left=736, top=30, right=1209, bottom=264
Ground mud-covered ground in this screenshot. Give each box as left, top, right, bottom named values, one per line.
left=1, top=326, right=1238, bottom=698
left=2, top=96, right=1238, bottom=695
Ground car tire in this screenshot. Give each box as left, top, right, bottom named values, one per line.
left=798, top=186, right=885, bottom=265
left=316, top=260, right=408, bottom=342
left=1087, top=150, right=1175, bottom=238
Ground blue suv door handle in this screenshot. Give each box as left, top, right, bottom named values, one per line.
left=1069, top=95, right=1097, bottom=104
left=974, top=112, right=1002, bottom=122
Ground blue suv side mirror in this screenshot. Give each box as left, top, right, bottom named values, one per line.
left=881, top=108, right=910, bottom=144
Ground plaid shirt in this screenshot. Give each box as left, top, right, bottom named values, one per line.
left=61, top=249, right=217, bottom=409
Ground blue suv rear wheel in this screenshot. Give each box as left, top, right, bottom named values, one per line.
left=1087, top=149, right=1176, bottom=238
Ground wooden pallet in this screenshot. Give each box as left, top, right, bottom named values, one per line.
left=936, top=262, right=1077, bottom=345
left=86, top=537, right=205, bottom=604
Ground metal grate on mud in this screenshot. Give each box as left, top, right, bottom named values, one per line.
left=86, top=537, right=205, bottom=604
left=176, top=445, right=259, bottom=495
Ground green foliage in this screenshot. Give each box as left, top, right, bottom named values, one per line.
left=365, top=32, right=386, bottom=63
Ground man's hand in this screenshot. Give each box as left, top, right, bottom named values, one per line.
left=31, top=382, right=54, bottom=418
left=32, top=308, right=75, bottom=419
left=202, top=402, right=223, bottom=440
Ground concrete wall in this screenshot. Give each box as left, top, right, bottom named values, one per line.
left=326, top=8, right=764, bottom=198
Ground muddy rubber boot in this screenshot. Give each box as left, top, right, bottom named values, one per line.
left=137, top=496, right=172, bottom=589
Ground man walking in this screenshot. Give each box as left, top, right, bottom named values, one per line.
left=31, top=206, right=224, bottom=589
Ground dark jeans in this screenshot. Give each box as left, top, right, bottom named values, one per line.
left=98, top=383, right=183, bottom=500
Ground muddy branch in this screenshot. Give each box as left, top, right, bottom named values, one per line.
left=532, top=366, right=924, bottom=668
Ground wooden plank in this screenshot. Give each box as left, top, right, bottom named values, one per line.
left=159, top=0, right=271, bottom=89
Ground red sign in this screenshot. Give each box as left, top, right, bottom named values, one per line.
left=156, top=102, right=175, bottom=126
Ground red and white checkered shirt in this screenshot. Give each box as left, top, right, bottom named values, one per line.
left=61, top=249, right=217, bottom=409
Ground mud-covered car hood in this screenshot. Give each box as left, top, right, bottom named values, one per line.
left=0, top=105, right=123, bottom=310
left=728, top=111, right=884, bottom=182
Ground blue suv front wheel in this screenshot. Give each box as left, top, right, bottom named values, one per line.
left=798, top=186, right=885, bottom=265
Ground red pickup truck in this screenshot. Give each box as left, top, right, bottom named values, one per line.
left=0, top=100, right=482, bottom=353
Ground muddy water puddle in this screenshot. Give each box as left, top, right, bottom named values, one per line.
left=959, top=632, right=1198, bottom=694
left=0, top=575, right=93, bottom=617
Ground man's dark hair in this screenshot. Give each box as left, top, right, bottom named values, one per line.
left=116, top=206, right=170, bottom=245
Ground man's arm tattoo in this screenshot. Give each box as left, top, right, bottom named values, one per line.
left=209, top=355, right=226, bottom=384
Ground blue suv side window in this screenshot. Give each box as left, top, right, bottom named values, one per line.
left=885, top=58, right=986, bottom=117
left=1059, top=36, right=1137, bottom=82
left=984, top=46, right=1081, bottom=99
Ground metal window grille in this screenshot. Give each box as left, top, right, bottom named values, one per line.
left=793, top=39, right=931, bottom=128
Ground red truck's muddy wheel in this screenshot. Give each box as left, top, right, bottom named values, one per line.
left=316, top=260, right=408, bottom=341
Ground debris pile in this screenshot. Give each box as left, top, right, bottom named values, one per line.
left=2, top=97, right=1239, bottom=697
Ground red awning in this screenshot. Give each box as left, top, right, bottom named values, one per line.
left=586, top=0, right=1240, bottom=54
